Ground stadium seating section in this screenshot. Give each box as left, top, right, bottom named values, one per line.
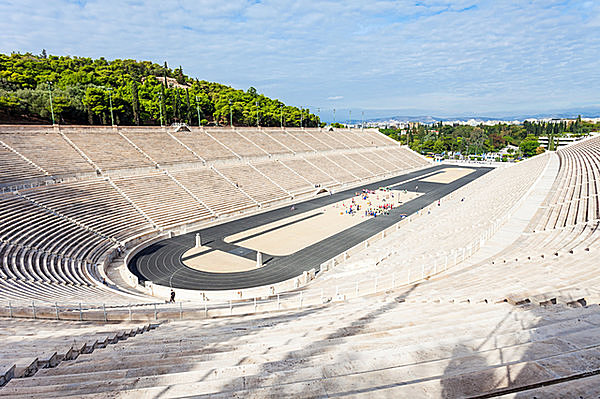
left=0, top=125, right=424, bottom=305
left=2, top=124, right=600, bottom=397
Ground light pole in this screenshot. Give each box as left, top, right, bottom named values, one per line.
left=46, top=81, right=55, bottom=125
left=195, top=96, right=201, bottom=127
left=361, top=111, right=365, bottom=131
left=300, top=108, right=303, bottom=128
left=349, top=110, right=351, bottom=128
left=229, top=99, right=233, bottom=127
left=317, top=108, right=321, bottom=128
left=280, top=105, right=284, bottom=128
left=255, top=101, right=259, bottom=127
left=159, top=93, right=164, bottom=127
left=333, top=108, right=336, bottom=125
left=107, top=87, right=115, bottom=126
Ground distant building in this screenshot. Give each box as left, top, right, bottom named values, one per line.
left=142, top=76, right=190, bottom=89
left=499, top=144, right=519, bottom=155
left=538, top=134, right=592, bottom=149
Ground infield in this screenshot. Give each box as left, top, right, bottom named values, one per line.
left=181, top=246, right=258, bottom=273
left=420, top=167, right=474, bottom=183
left=225, top=189, right=422, bottom=256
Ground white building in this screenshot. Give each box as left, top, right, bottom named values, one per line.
left=538, top=135, right=585, bottom=149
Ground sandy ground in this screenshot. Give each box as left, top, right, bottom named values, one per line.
left=226, top=189, right=422, bottom=257
left=421, top=167, right=474, bottom=183
left=181, top=246, right=258, bottom=273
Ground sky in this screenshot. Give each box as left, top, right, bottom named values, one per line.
left=1, top=0, right=599, bottom=119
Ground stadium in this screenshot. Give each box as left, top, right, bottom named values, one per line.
left=1, top=122, right=599, bottom=397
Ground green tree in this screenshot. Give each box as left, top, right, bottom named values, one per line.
left=468, top=127, right=485, bottom=154
left=0, top=52, right=320, bottom=126
left=432, top=138, right=445, bottom=154
left=519, top=135, right=540, bottom=157
left=82, top=86, right=108, bottom=124
left=130, top=78, right=140, bottom=126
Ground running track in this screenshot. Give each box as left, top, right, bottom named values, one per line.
left=129, top=164, right=492, bottom=290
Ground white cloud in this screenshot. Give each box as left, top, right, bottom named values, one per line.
left=0, top=0, right=598, bottom=115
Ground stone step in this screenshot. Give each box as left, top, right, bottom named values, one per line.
left=4, top=335, right=579, bottom=395
left=0, top=327, right=149, bottom=362
left=13, top=312, right=600, bottom=393
left=0, top=323, right=156, bottom=389
left=15, top=346, right=600, bottom=399
left=0, top=364, right=15, bottom=387
left=35, top=304, right=599, bottom=379
left=79, top=303, right=528, bottom=347
left=39, top=313, right=554, bottom=376
left=1, top=358, right=38, bottom=379
left=497, top=373, right=600, bottom=398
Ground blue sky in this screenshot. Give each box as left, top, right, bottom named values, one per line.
left=1, top=0, right=599, bottom=118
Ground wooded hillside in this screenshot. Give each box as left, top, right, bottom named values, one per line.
left=0, top=52, right=320, bottom=127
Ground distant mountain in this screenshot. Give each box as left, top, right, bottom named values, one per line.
left=365, top=115, right=510, bottom=124
left=364, top=107, right=600, bottom=124
left=368, top=115, right=454, bottom=123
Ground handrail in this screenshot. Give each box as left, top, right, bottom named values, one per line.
left=0, top=156, right=546, bottom=321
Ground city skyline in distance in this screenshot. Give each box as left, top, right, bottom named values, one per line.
left=316, top=106, right=600, bottom=124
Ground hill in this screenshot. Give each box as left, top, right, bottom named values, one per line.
left=0, top=52, right=320, bottom=127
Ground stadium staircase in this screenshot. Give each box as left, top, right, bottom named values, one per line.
left=0, top=319, right=159, bottom=388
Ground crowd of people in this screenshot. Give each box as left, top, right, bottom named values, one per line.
left=333, top=188, right=402, bottom=218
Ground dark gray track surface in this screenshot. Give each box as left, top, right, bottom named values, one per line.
left=129, top=165, right=492, bottom=290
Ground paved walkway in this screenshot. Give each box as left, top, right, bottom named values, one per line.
left=464, top=152, right=559, bottom=265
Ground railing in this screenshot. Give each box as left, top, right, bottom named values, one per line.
left=0, top=156, right=547, bottom=322
left=0, top=190, right=509, bottom=322
left=0, top=238, right=484, bottom=323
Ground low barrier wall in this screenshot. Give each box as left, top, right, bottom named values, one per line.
left=2, top=164, right=473, bottom=321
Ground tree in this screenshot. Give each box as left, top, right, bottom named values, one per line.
left=177, top=66, right=185, bottom=85
left=468, top=127, right=485, bottom=154
left=130, top=78, right=140, bottom=126
left=185, top=88, right=191, bottom=124
left=535, top=146, right=545, bottom=155
left=83, top=86, right=108, bottom=124
left=575, top=115, right=583, bottom=135
left=0, top=52, right=319, bottom=126
left=421, top=139, right=435, bottom=153
left=488, top=133, right=505, bottom=151
left=432, top=139, right=445, bottom=154
left=159, top=84, right=167, bottom=124
left=174, top=89, right=181, bottom=121
left=519, top=135, right=540, bottom=157
left=162, top=61, right=168, bottom=88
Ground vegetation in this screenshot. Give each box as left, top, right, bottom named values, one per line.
left=523, top=116, right=591, bottom=137
left=380, top=117, right=600, bottom=158
left=0, top=51, right=320, bottom=127
left=519, top=135, right=541, bottom=157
